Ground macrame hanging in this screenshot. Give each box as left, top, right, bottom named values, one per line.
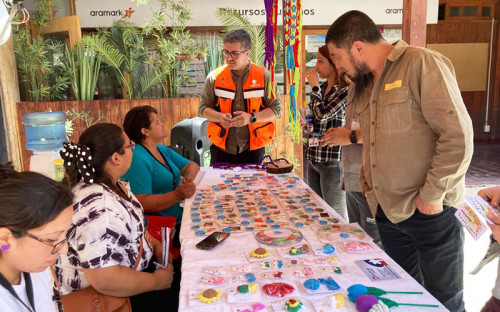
left=283, top=0, right=302, bottom=141
left=264, top=0, right=278, bottom=99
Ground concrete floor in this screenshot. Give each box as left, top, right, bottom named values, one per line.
left=463, top=143, right=500, bottom=312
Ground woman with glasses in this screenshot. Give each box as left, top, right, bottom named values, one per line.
left=0, top=162, right=73, bottom=312
left=122, top=105, right=200, bottom=224
left=55, top=123, right=174, bottom=311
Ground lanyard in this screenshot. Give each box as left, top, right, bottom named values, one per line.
left=140, top=144, right=177, bottom=187
left=0, top=272, right=36, bottom=312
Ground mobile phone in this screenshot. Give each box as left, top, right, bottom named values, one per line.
left=195, top=232, right=230, bottom=250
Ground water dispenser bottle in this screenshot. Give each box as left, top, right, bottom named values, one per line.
left=22, top=112, right=67, bottom=181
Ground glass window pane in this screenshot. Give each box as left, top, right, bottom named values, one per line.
left=482, top=7, right=491, bottom=17
left=449, top=6, right=478, bottom=17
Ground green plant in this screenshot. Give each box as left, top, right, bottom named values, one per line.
left=13, top=0, right=70, bottom=102
left=140, top=0, right=203, bottom=98
left=201, top=33, right=224, bottom=75
left=66, top=108, right=104, bottom=128
left=215, top=8, right=265, bottom=66
left=63, top=37, right=101, bottom=100
left=86, top=20, right=162, bottom=99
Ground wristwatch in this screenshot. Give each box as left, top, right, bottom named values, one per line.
left=250, top=112, right=257, bottom=124
left=349, top=130, right=358, bottom=144
left=312, top=86, right=320, bottom=93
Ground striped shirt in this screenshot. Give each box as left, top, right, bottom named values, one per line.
left=305, top=83, right=348, bottom=163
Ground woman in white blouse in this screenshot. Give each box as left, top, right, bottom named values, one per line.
left=56, top=123, right=174, bottom=311
left=0, top=162, right=73, bottom=312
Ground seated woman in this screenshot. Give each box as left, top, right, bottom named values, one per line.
left=122, top=105, right=200, bottom=226
left=0, top=162, right=73, bottom=312
left=55, top=123, right=174, bottom=311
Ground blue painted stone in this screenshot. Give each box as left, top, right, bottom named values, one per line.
left=340, top=233, right=349, bottom=238
left=304, top=279, right=320, bottom=291
left=322, top=244, right=335, bottom=254
left=195, top=230, right=205, bottom=236
left=245, top=273, right=256, bottom=282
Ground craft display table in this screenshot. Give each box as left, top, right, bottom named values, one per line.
left=178, top=168, right=448, bottom=312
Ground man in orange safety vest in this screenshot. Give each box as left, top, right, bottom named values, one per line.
left=199, top=29, right=282, bottom=165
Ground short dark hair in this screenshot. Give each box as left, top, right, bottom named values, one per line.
left=123, top=106, right=158, bottom=144
left=0, top=162, right=73, bottom=238
left=223, top=29, right=252, bottom=51
left=326, top=10, right=383, bottom=50
left=63, top=123, right=125, bottom=195
left=317, top=45, right=349, bottom=87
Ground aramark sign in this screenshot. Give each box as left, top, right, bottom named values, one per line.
left=75, top=0, right=438, bottom=28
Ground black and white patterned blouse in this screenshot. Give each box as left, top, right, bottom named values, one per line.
left=54, top=180, right=153, bottom=294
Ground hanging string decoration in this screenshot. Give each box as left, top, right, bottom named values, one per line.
left=283, top=0, right=302, bottom=141
left=264, top=0, right=278, bottom=99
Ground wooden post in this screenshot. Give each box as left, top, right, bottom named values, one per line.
left=402, top=0, right=428, bottom=47
left=0, top=36, right=22, bottom=170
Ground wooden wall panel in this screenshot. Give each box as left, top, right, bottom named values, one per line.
left=16, top=96, right=303, bottom=176
left=427, top=19, right=499, bottom=141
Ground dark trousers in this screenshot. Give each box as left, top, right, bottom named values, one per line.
left=130, top=256, right=182, bottom=312
left=375, top=205, right=465, bottom=312
left=346, top=191, right=382, bottom=247
left=210, top=145, right=265, bottom=165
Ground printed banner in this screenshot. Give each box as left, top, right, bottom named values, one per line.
left=75, top=0, right=439, bottom=28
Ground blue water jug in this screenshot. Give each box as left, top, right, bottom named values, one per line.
left=23, top=112, right=67, bottom=151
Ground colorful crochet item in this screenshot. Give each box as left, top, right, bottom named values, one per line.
left=264, top=0, right=278, bottom=98
left=285, top=298, right=303, bottom=311
left=283, top=0, right=303, bottom=141
left=251, top=247, right=270, bottom=258
left=237, top=282, right=258, bottom=294
left=347, top=284, right=423, bottom=302
left=263, top=282, right=295, bottom=297
left=197, top=288, right=221, bottom=304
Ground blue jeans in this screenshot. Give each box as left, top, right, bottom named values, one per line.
left=346, top=191, right=382, bottom=247
left=376, top=205, right=465, bottom=312
left=306, top=160, right=347, bottom=220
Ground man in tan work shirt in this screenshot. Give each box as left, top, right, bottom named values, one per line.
left=199, top=29, right=282, bottom=164
left=326, top=11, right=473, bottom=312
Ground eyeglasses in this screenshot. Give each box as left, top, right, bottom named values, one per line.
left=222, top=49, right=248, bottom=59
left=17, top=227, right=76, bottom=255
left=123, top=140, right=135, bottom=151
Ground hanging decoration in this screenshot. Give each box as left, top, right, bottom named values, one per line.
left=283, top=0, right=302, bottom=141
left=264, top=0, right=278, bottom=99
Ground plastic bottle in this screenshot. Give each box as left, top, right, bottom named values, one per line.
left=23, top=112, right=67, bottom=151
left=22, top=112, right=67, bottom=181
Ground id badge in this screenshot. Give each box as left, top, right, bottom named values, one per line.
left=309, top=136, right=319, bottom=147
left=351, top=120, right=360, bottom=130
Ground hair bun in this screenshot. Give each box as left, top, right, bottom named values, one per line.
left=0, top=162, right=16, bottom=181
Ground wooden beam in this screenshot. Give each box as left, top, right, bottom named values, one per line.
left=0, top=36, right=22, bottom=170
left=402, top=0, right=428, bottom=47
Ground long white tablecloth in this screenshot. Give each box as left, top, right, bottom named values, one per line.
left=178, top=168, right=448, bottom=312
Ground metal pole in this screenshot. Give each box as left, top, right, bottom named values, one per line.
left=484, top=17, right=494, bottom=132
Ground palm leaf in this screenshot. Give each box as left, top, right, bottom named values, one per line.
left=136, top=71, right=163, bottom=98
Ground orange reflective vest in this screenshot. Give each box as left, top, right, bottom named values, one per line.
left=207, top=63, right=275, bottom=151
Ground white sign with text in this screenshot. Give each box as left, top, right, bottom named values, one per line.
left=75, top=0, right=439, bottom=28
